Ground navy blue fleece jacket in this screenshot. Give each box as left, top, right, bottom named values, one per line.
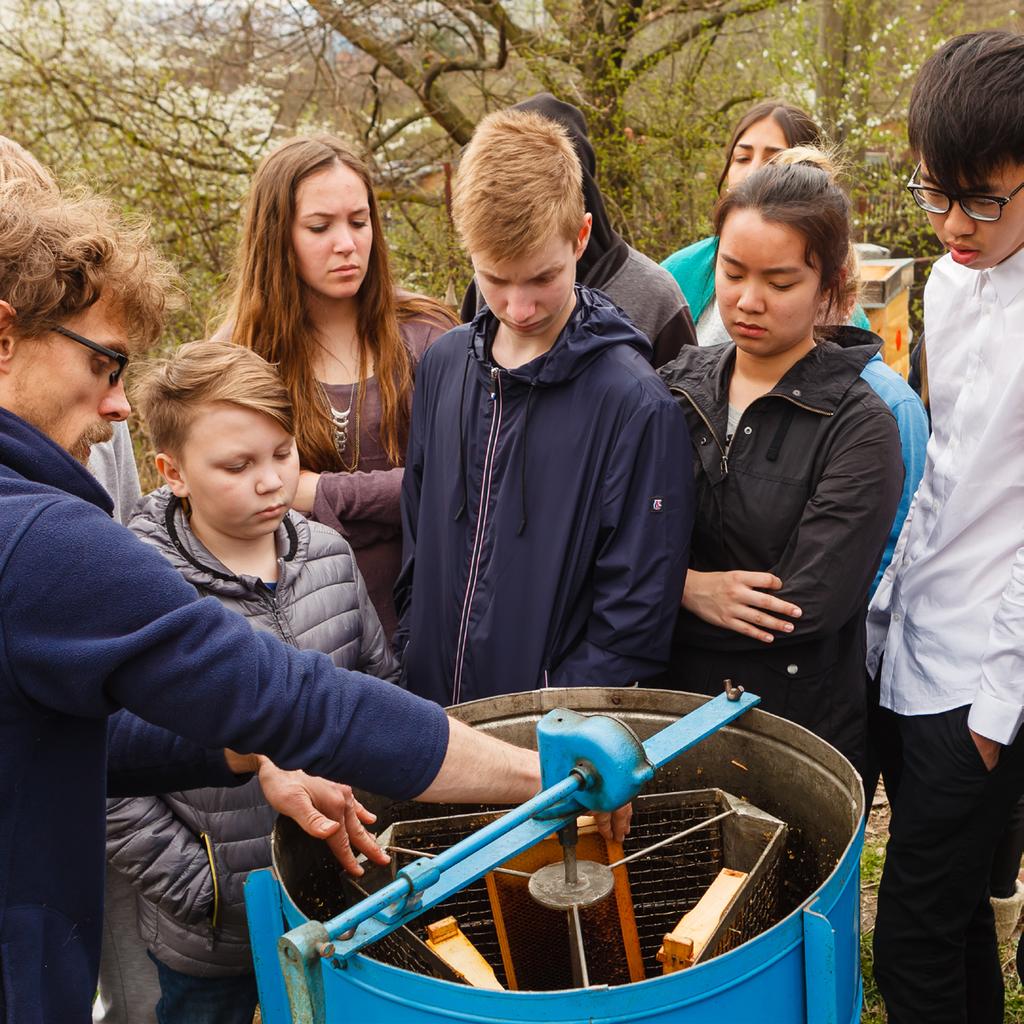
left=0, top=408, right=448, bottom=1024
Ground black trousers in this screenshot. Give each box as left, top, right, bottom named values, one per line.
left=990, top=795, right=1024, bottom=898
left=872, top=703, right=1024, bottom=1024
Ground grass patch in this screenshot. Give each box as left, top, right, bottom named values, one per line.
left=860, top=807, right=1024, bottom=1021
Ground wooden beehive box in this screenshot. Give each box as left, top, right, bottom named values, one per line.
left=859, top=258, right=915, bottom=380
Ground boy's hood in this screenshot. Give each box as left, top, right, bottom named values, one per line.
left=468, top=284, right=652, bottom=385
left=511, top=94, right=626, bottom=287
left=129, top=486, right=305, bottom=597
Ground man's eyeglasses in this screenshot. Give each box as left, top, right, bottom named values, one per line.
left=906, top=163, right=1024, bottom=223
left=52, top=325, right=129, bottom=385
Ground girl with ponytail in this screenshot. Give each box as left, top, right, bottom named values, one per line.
left=658, top=148, right=904, bottom=771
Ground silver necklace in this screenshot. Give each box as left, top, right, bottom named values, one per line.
left=316, top=338, right=361, bottom=458
left=331, top=383, right=357, bottom=455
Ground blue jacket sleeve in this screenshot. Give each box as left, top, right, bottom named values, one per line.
left=549, top=393, right=693, bottom=685
left=106, top=710, right=244, bottom=796
left=1, top=503, right=449, bottom=801
left=871, top=392, right=929, bottom=598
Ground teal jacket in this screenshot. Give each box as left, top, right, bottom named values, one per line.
left=663, top=235, right=874, bottom=330
left=662, top=236, right=928, bottom=595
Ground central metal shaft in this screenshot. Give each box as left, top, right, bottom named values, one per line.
left=559, top=820, right=579, bottom=887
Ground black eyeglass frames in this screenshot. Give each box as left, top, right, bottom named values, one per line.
left=52, top=325, right=129, bottom=386
left=906, top=163, right=1024, bottom=223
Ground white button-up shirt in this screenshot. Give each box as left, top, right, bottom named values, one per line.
left=867, top=248, right=1024, bottom=744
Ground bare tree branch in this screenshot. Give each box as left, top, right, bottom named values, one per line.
left=307, top=0, right=478, bottom=143
left=422, top=22, right=507, bottom=106
left=625, top=0, right=792, bottom=83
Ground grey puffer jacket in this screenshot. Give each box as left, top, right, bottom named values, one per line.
left=106, top=488, right=399, bottom=976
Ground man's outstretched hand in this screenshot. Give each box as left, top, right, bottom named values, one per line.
left=255, top=758, right=391, bottom=876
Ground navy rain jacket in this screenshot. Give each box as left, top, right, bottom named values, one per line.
left=0, top=408, right=449, bottom=1024
left=395, top=285, right=693, bottom=705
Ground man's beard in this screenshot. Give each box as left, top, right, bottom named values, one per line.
left=69, top=421, right=114, bottom=465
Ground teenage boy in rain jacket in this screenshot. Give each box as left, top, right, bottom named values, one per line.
left=395, top=109, right=693, bottom=706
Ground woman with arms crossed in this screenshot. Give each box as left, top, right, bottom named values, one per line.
left=658, top=150, right=903, bottom=773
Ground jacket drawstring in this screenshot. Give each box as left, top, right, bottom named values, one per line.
left=765, top=405, right=796, bottom=462
left=165, top=495, right=297, bottom=579
left=517, top=383, right=537, bottom=535
left=453, top=350, right=473, bottom=521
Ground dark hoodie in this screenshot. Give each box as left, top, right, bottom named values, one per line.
left=0, top=407, right=448, bottom=1023
left=657, top=330, right=904, bottom=769
left=460, top=93, right=696, bottom=367
left=395, top=285, right=693, bottom=706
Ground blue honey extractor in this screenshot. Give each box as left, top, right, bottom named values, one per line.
left=245, top=688, right=864, bottom=1024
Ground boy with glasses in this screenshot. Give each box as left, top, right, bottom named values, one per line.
left=867, top=30, right=1024, bottom=1024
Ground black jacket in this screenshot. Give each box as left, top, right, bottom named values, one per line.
left=396, top=286, right=693, bottom=706
left=657, top=329, right=904, bottom=767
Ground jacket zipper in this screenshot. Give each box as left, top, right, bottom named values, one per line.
left=257, top=576, right=297, bottom=646
left=452, top=366, right=504, bottom=704
left=670, top=387, right=834, bottom=475
left=669, top=386, right=730, bottom=476
left=199, top=831, right=221, bottom=944
left=773, top=395, right=833, bottom=417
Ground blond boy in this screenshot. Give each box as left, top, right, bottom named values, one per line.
left=395, top=109, right=693, bottom=705
left=108, top=341, right=396, bottom=1019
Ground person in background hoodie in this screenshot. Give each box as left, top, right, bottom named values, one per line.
left=658, top=148, right=903, bottom=774
left=395, top=108, right=693, bottom=706
left=460, top=93, right=696, bottom=368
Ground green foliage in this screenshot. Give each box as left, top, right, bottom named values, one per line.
left=1, top=1, right=1022, bottom=360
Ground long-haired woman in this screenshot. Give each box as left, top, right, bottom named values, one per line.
left=217, top=135, right=456, bottom=636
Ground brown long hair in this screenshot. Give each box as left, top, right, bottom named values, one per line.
left=220, top=134, right=454, bottom=471
left=717, top=101, right=821, bottom=192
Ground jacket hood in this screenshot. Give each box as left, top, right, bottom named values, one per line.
left=830, top=324, right=885, bottom=351
left=468, top=284, right=652, bottom=386
left=129, top=486, right=304, bottom=598
left=511, top=94, right=627, bottom=288
left=0, top=406, right=114, bottom=514
left=659, top=327, right=882, bottom=414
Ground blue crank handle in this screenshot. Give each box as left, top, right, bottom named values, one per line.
left=300, top=773, right=583, bottom=954
left=538, top=690, right=761, bottom=818
left=318, top=799, right=584, bottom=961
left=279, top=689, right=760, bottom=966
left=643, top=690, right=760, bottom=770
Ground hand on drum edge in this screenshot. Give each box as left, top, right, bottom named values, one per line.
left=682, top=569, right=802, bottom=644
left=255, top=758, right=391, bottom=875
